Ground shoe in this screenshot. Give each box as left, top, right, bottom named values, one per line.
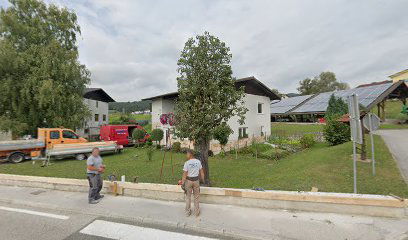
left=89, top=199, right=100, bottom=204
left=96, top=195, right=104, bottom=200
left=185, top=210, right=191, bottom=217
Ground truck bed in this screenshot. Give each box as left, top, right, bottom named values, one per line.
left=46, top=141, right=118, bottom=156
left=0, top=140, right=45, bottom=152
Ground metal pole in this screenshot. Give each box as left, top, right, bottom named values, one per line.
left=369, top=114, right=375, bottom=176
left=353, top=141, right=357, bottom=194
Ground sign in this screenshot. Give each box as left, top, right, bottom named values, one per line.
left=348, top=94, right=363, bottom=144
left=363, top=113, right=380, bottom=132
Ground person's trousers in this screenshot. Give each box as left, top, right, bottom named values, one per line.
left=87, top=173, right=103, bottom=201
left=185, top=180, right=200, bottom=215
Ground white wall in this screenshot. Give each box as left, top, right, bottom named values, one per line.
left=0, top=131, right=12, bottom=141
left=227, top=94, right=271, bottom=141
left=150, top=93, right=271, bottom=145
left=77, top=98, right=109, bottom=137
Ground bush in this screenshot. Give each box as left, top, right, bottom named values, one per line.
left=132, top=128, right=145, bottom=146
left=323, top=118, right=351, bottom=146
left=151, top=128, right=164, bottom=144
left=300, top=134, right=316, bottom=149
left=146, top=139, right=153, bottom=146
left=146, top=147, right=154, bottom=161
left=213, top=123, right=233, bottom=152
left=172, top=142, right=181, bottom=152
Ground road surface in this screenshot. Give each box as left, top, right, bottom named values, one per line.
left=0, top=185, right=407, bottom=240
left=375, top=129, right=408, bottom=183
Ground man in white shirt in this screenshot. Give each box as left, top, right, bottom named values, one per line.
left=182, top=150, right=205, bottom=217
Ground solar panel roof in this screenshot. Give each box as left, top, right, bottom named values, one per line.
left=291, top=82, right=393, bottom=114
left=270, top=95, right=313, bottom=114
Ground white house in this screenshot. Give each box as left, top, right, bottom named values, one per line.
left=77, top=88, right=115, bottom=140
left=143, top=76, right=280, bottom=153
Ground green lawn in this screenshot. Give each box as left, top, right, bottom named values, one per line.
left=109, top=113, right=152, bottom=123
left=1, top=135, right=406, bottom=197
left=379, top=123, right=408, bottom=129
left=371, top=100, right=404, bottom=119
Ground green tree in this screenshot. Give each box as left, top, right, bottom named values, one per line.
left=213, top=123, right=233, bottom=154
left=175, top=32, right=247, bottom=185
left=150, top=128, right=164, bottom=145
left=325, top=94, right=348, bottom=119
left=132, top=128, right=145, bottom=147
left=324, top=95, right=350, bottom=145
left=297, top=72, right=349, bottom=95
left=0, top=0, right=90, bottom=136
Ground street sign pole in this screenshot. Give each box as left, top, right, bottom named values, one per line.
left=348, top=93, right=362, bottom=194
left=352, top=141, right=357, bottom=193
left=368, top=114, right=376, bottom=176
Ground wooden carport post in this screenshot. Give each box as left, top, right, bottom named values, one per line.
left=377, top=100, right=386, bottom=122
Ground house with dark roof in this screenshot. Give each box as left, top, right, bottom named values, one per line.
left=142, top=76, right=280, bottom=153
left=78, top=88, right=115, bottom=139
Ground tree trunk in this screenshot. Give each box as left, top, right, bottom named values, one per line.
left=198, top=138, right=210, bottom=186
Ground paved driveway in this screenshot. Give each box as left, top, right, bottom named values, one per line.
left=375, top=130, right=408, bottom=183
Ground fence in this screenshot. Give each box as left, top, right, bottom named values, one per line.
left=270, top=123, right=325, bottom=142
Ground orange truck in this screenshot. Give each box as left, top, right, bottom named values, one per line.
left=0, top=128, right=122, bottom=163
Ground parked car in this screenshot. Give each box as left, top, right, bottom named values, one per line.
left=99, top=124, right=150, bottom=146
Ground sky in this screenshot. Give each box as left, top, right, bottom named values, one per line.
left=2, top=0, right=408, bottom=102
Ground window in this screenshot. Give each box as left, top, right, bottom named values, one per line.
left=257, top=102, right=263, bottom=114
left=50, top=131, right=60, bottom=139
left=96, top=101, right=99, bottom=108
left=238, top=127, right=248, bottom=139
left=62, top=130, right=78, bottom=139
left=103, top=114, right=106, bottom=121
left=95, top=114, right=99, bottom=122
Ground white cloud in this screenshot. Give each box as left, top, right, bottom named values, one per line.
left=4, top=0, right=408, bottom=101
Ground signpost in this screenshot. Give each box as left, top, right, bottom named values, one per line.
left=348, top=94, right=362, bottom=194
left=363, top=113, right=381, bottom=176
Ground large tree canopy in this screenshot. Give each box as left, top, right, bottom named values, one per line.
left=0, top=0, right=90, bottom=136
left=297, top=72, right=349, bottom=95
left=175, top=32, right=247, bottom=184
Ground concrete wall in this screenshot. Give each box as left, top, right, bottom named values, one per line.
left=0, top=174, right=406, bottom=219
left=77, top=99, right=109, bottom=138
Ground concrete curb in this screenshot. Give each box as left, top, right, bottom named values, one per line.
left=0, top=174, right=407, bottom=219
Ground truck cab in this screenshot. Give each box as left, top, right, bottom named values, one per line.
left=38, top=128, right=88, bottom=148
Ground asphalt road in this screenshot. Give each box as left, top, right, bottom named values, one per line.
left=0, top=185, right=408, bottom=240
left=375, top=129, right=408, bottom=183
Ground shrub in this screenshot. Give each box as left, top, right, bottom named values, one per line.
left=172, top=142, right=181, bottom=152
left=151, top=128, right=164, bottom=144
left=146, top=147, right=154, bottom=161
left=132, top=128, right=145, bottom=147
left=213, top=123, right=233, bottom=153
left=323, top=118, right=351, bottom=146
left=300, top=134, right=316, bottom=149
left=146, top=139, right=153, bottom=146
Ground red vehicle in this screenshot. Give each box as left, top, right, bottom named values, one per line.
left=100, top=124, right=150, bottom=146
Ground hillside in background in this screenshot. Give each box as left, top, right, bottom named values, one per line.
left=109, top=100, right=151, bottom=113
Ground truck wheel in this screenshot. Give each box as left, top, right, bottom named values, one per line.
left=75, top=154, right=86, bottom=161
left=9, top=153, right=25, bottom=164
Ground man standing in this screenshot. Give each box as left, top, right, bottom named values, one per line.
left=182, top=150, right=205, bottom=217
left=87, top=147, right=105, bottom=204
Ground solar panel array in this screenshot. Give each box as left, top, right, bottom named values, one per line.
left=271, top=82, right=394, bottom=115
left=270, top=95, right=313, bottom=114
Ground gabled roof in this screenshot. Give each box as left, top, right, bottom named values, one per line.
left=142, top=76, right=280, bottom=101
left=389, top=69, right=408, bottom=78
left=84, top=88, right=115, bottom=102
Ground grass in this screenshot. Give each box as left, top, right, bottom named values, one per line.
left=1, top=135, right=406, bottom=197
left=379, top=124, right=408, bottom=129
left=371, top=100, right=404, bottom=119
left=109, top=113, right=152, bottom=123
left=271, top=122, right=324, bottom=134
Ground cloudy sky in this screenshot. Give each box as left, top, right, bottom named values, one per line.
left=3, top=0, right=408, bottom=101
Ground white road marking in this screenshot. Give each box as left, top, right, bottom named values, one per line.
left=0, top=206, right=69, bottom=220
left=80, top=220, right=217, bottom=240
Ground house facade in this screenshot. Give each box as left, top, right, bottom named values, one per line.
left=77, top=88, right=115, bottom=140
left=143, top=77, right=279, bottom=153
left=389, top=69, right=408, bottom=83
